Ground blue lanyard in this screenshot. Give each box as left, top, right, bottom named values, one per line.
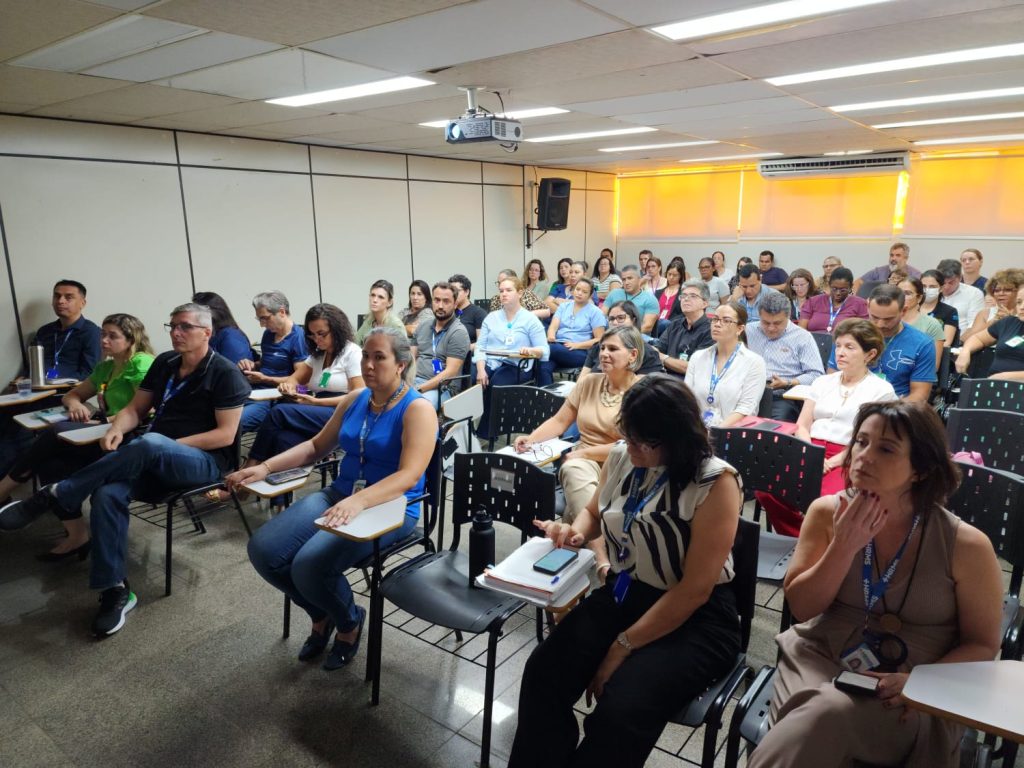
left=707, top=345, right=740, bottom=405
left=46, top=329, right=74, bottom=377
left=861, top=513, right=921, bottom=614
left=827, top=298, right=846, bottom=331
left=149, top=374, right=190, bottom=427
left=431, top=325, right=448, bottom=356
left=357, top=385, right=405, bottom=477
left=617, top=469, right=669, bottom=556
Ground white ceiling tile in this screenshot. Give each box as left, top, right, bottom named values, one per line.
left=796, top=69, right=1024, bottom=105
left=0, top=0, right=119, bottom=62
left=578, top=1, right=755, bottom=27
left=568, top=81, right=785, bottom=118
left=0, top=65, right=126, bottom=106
left=615, top=96, right=815, bottom=126
left=305, top=0, right=626, bottom=74
left=27, top=82, right=240, bottom=119
left=130, top=101, right=331, bottom=131
left=88, top=0, right=155, bottom=10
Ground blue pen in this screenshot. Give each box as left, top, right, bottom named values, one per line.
left=550, top=575, right=561, bottom=585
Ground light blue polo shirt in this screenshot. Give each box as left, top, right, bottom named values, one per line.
left=553, top=300, right=607, bottom=343
left=604, top=288, right=659, bottom=320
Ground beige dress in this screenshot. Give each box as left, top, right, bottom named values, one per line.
left=748, top=504, right=963, bottom=768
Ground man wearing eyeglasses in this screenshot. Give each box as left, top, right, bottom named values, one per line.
left=0, top=302, right=250, bottom=638
left=654, top=281, right=714, bottom=378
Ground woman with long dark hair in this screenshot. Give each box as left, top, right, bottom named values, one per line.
left=192, top=291, right=252, bottom=364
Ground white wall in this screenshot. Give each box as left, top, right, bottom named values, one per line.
left=0, top=115, right=615, bottom=384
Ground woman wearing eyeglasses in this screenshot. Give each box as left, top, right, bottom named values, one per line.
left=684, top=302, right=766, bottom=427
left=509, top=374, right=742, bottom=768
left=799, top=267, right=868, bottom=333
left=960, top=268, right=1024, bottom=344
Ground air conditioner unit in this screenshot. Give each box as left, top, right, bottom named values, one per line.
left=758, top=152, right=910, bottom=178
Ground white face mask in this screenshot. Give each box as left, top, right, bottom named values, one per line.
left=923, top=287, right=940, bottom=302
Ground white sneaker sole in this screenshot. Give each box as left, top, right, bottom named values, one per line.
left=96, top=592, right=137, bottom=637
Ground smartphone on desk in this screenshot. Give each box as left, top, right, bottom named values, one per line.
left=533, top=547, right=578, bottom=575
left=833, top=670, right=879, bottom=696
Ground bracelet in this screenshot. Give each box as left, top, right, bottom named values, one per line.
left=261, top=461, right=273, bottom=475
left=596, top=563, right=612, bottom=574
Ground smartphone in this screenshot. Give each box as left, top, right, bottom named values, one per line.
left=834, top=670, right=879, bottom=696
left=265, top=467, right=312, bottom=485
left=532, top=548, right=578, bottom=575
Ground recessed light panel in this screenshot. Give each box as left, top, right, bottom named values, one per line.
left=873, top=111, right=1024, bottom=129
left=267, top=76, right=434, bottom=107
left=599, top=141, right=718, bottom=152
left=831, top=87, right=1024, bottom=113
left=914, top=133, right=1024, bottom=146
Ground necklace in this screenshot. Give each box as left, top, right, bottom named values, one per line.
left=599, top=374, right=633, bottom=407
left=370, top=381, right=406, bottom=410
left=838, top=370, right=868, bottom=405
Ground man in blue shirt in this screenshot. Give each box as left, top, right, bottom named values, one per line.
left=746, top=291, right=824, bottom=420
left=758, top=250, right=789, bottom=290
left=238, top=290, right=306, bottom=431
left=603, top=265, right=659, bottom=335
left=735, top=264, right=778, bottom=318
left=828, top=284, right=936, bottom=401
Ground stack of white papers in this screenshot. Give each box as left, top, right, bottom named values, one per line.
left=478, top=537, right=594, bottom=604
left=495, top=438, right=574, bottom=466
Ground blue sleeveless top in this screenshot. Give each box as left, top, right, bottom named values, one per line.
left=333, top=386, right=427, bottom=518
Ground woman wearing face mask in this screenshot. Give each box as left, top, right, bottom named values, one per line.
left=955, top=284, right=1024, bottom=382
left=919, top=270, right=959, bottom=348
left=898, top=278, right=944, bottom=369
left=961, top=269, right=1024, bottom=343
left=355, top=280, right=406, bottom=346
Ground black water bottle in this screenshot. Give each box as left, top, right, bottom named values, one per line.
left=468, top=508, right=495, bottom=588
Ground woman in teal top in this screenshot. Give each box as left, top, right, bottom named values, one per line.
left=232, top=327, right=437, bottom=671
left=0, top=313, right=154, bottom=560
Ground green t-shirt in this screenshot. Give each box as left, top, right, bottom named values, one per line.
left=908, top=312, right=945, bottom=343
left=87, top=352, right=154, bottom=415
left=355, top=312, right=406, bottom=346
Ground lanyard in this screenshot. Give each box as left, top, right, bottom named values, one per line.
left=46, top=329, right=74, bottom=377
left=504, top=318, right=515, bottom=345
left=357, top=384, right=405, bottom=477
left=861, top=513, right=921, bottom=615
left=617, top=468, right=669, bottom=559
left=149, top=374, right=191, bottom=428
left=707, top=345, right=740, bottom=405
left=827, top=298, right=846, bottom=331
left=431, top=324, right=449, bottom=356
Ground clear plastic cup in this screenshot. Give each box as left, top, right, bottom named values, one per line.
left=16, top=379, right=32, bottom=397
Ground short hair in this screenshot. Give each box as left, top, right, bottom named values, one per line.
left=759, top=250, right=775, bottom=262
left=869, top=283, right=905, bottom=310
left=698, top=257, right=714, bottom=270
left=936, top=259, right=962, bottom=280
left=600, top=247, right=614, bottom=258
left=738, top=264, right=761, bottom=281
left=601, top=325, right=644, bottom=372
left=620, top=264, right=641, bottom=276
left=571, top=261, right=588, bottom=273
left=841, top=401, right=959, bottom=517
left=962, top=247, right=983, bottom=262
left=498, top=274, right=524, bottom=292
left=921, top=269, right=942, bottom=284
left=986, top=269, right=1024, bottom=299
left=101, top=313, right=154, bottom=357
left=303, top=303, right=354, bottom=358
left=829, top=267, right=855, bottom=285
left=431, top=280, right=458, bottom=300
left=759, top=291, right=791, bottom=316
left=370, top=279, right=395, bottom=302
left=890, top=241, right=910, bottom=255
left=607, top=300, right=639, bottom=325
left=619, top=374, right=713, bottom=491
left=253, top=290, right=290, bottom=314
left=171, top=302, right=213, bottom=328
left=448, top=273, right=471, bottom=296
left=499, top=268, right=518, bottom=279
left=54, top=279, right=87, bottom=297
left=365, top=326, right=415, bottom=384
left=192, top=292, right=240, bottom=332
left=680, top=279, right=709, bottom=303
left=832, top=318, right=884, bottom=365
left=639, top=249, right=653, bottom=257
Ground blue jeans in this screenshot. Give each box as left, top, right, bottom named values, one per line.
left=241, top=398, right=273, bottom=433
left=247, top=487, right=417, bottom=631
left=413, top=375, right=452, bottom=411
left=249, top=402, right=333, bottom=462
left=537, top=343, right=589, bottom=386
left=52, top=432, right=222, bottom=590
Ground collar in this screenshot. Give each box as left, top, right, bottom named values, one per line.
left=434, top=314, right=456, bottom=332
left=57, top=315, right=89, bottom=332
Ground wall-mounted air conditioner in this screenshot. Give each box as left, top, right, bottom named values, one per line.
left=758, top=152, right=910, bottom=178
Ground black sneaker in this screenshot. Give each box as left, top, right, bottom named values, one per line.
left=0, top=484, right=64, bottom=531
left=92, top=582, right=137, bottom=637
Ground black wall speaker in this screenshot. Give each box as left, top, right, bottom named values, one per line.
left=536, top=178, right=571, bottom=231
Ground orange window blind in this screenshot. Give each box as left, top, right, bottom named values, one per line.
left=617, top=172, right=741, bottom=239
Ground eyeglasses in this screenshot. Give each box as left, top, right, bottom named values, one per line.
left=255, top=314, right=273, bottom=323
left=708, top=316, right=738, bottom=326
left=830, top=286, right=851, bottom=294
left=680, top=292, right=703, bottom=301
left=165, top=322, right=203, bottom=333
left=624, top=435, right=661, bottom=452
left=608, top=314, right=629, bottom=323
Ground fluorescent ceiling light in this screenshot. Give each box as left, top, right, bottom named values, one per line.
left=914, top=133, right=1024, bottom=146
left=680, top=152, right=782, bottom=163
left=920, top=151, right=1000, bottom=159
left=598, top=141, right=718, bottom=152
left=873, top=111, right=1024, bottom=129
left=525, top=127, right=657, bottom=143
left=767, top=42, right=1024, bottom=87
left=419, top=107, right=567, bottom=128
left=831, top=86, right=1024, bottom=113
left=823, top=149, right=872, bottom=155
left=267, top=76, right=433, bottom=107
left=651, top=0, right=891, bottom=42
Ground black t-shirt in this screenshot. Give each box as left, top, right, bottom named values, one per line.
left=654, top=315, right=714, bottom=377
left=140, top=350, right=251, bottom=470
left=929, top=302, right=960, bottom=347
left=455, top=303, right=487, bottom=342
left=987, top=317, right=1024, bottom=375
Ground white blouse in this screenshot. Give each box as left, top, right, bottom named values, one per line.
left=806, top=371, right=897, bottom=445
left=305, top=341, right=362, bottom=393
left=685, top=344, right=767, bottom=426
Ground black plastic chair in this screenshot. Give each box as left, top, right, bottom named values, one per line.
left=474, top=298, right=491, bottom=310
left=946, top=408, right=1024, bottom=475
left=723, top=664, right=776, bottom=768
left=958, top=377, right=1024, bottom=413
left=667, top=517, right=760, bottom=768
left=372, top=452, right=557, bottom=768
left=932, top=346, right=952, bottom=404
left=967, top=347, right=996, bottom=379
left=810, top=332, right=833, bottom=370
left=486, top=384, right=565, bottom=449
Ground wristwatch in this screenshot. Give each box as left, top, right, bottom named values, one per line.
left=615, top=631, right=634, bottom=653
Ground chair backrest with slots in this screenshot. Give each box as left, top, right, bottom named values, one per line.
left=946, top=407, right=1024, bottom=475
left=810, top=332, right=833, bottom=371
left=957, top=378, right=1024, bottom=413
left=488, top=385, right=564, bottom=444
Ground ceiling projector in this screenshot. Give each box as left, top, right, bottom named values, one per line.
left=446, top=115, right=522, bottom=144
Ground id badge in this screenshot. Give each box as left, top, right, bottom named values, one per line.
left=319, top=370, right=331, bottom=388
left=45, top=367, right=59, bottom=380
left=613, top=570, right=631, bottom=604
left=352, top=478, right=367, bottom=493
left=432, top=358, right=444, bottom=374
left=678, top=352, right=689, bottom=361
left=840, top=642, right=880, bottom=672
left=1006, top=336, right=1024, bottom=348
left=702, top=409, right=715, bottom=425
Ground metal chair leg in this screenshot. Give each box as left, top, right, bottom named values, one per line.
left=282, top=596, right=291, bottom=639
left=164, top=501, right=174, bottom=597
left=479, top=629, right=500, bottom=768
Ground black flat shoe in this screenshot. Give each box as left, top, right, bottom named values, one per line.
left=298, top=620, right=335, bottom=662
left=36, top=540, right=91, bottom=563
left=323, top=606, right=366, bottom=671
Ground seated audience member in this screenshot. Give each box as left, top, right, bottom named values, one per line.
left=759, top=250, right=789, bottom=290
left=546, top=257, right=576, bottom=310
left=603, top=265, right=659, bottom=335
left=579, top=301, right=662, bottom=377
left=727, top=256, right=753, bottom=294
left=734, top=264, right=778, bottom=317
left=685, top=302, right=767, bottom=427
left=920, top=269, right=960, bottom=348
left=538, top=279, right=606, bottom=386
left=936, top=258, right=985, bottom=333
left=655, top=280, right=713, bottom=379
left=400, top=279, right=434, bottom=337
left=591, top=251, right=621, bottom=305
left=473, top=277, right=549, bottom=436
left=955, top=284, right=1024, bottom=382
left=755, top=319, right=896, bottom=536
left=0, top=303, right=249, bottom=636
left=817, top=256, right=842, bottom=293
left=898, top=278, right=944, bottom=369
left=489, top=268, right=551, bottom=320
left=827, top=285, right=935, bottom=402
left=239, top=290, right=306, bottom=432
left=0, top=314, right=155, bottom=559
left=887, top=267, right=908, bottom=286
left=355, top=279, right=406, bottom=345
left=409, top=281, right=471, bottom=409
left=192, top=292, right=253, bottom=365
left=525, top=258, right=551, bottom=302
left=509, top=374, right=742, bottom=768
left=638, top=249, right=652, bottom=274
left=653, top=262, right=685, bottom=335
left=799, top=267, right=868, bottom=333
left=746, top=402, right=1002, bottom=768
left=852, top=241, right=920, bottom=295
left=236, top=328, right=436, bottom=670
left=746, top=292, right=825, bottom=422
left=697, top=257, right=731, bottom=311
left=960, top=247, right=987, bottom=290
left=962, top=268, right=1024, bottom=343
left=713, top=250, right=734, bottom=284
left=545, top=261, right=589, bottom=315
left=448, top=273, right=487, bottom=346
left=642, top=255, right=668, bottom=293
left=785, top=268, right=819, bottom=322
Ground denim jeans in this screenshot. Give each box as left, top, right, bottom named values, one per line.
left=247, top=487, right=417, bottom=631
left=52, top=432, right=222, bottom=590
left=248, top=402, right=333, bottom=463
left=240, top=398, right=273, bottom=433
left=536, top=343, right=589, bottom=386
left=413, top=375, right=452, bottom=411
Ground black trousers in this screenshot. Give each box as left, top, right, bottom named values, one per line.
left=508, top=579, right=741, bottom=768
left=8, top=422, right=107, bottom=519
